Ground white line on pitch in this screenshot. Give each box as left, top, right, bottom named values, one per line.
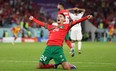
left=0, top=60, right=115, bottom=65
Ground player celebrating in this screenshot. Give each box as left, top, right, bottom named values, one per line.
left=29, top=13, right=92, bottom=70
left=68, top=7, right=85, bottom=55
left=11, top=25, right=21, bottom=44
left=57, top=3, right=74, bottom=56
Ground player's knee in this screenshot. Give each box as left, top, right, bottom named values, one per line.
left=36, top=62, right=44, bottom=69
left=62, top=62, right=70, bottom=70
left=63, top=66, right=70, bottom=70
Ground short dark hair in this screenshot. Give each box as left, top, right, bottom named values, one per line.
left=59, top=13, right=65, bottom=19
left=58, top=2, right=64, bottom=8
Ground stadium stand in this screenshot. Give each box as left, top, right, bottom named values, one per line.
left=0, top=0, right=115, bottom=42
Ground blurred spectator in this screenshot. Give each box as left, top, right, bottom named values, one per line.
left=68, top=0, right=116, bottom=29
left=3, top=30, right=8, bottom=37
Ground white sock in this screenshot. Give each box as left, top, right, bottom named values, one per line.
left=71, top=43, right=75, bottom=50
left=78, top=41, right=82, bottom=51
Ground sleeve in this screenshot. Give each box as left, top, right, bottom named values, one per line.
left=32, top=17, right=45, bottom=27
left=71, top=16, right=88, bottom=27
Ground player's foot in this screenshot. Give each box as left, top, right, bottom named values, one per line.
left=70, top=48, right=75, bottom=57
left=70, top=65, right=76, bottom=69
left=78, top=50, right=81, bottom=54
left=54, top=64, right=58, bottom=69
left=78, top=52, right=81, bottom=54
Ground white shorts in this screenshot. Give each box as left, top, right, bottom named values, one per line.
left=70, top=30, right=82, bottom=40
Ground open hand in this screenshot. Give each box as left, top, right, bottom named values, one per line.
left=29, top=16, right=34, bottom=20
left=87, top=15, right=93, bottom=19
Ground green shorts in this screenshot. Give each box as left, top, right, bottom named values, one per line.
left=65, top=32, right=70, bottom=40
left=39, top=46, right=67, bottom=64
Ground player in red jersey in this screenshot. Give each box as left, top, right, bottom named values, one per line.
left=29, top=13, right=92, bottom=70
left=57, top=3, right=74, bottom=56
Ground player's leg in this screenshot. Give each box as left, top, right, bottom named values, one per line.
left=36, top=62, right=54, bottom=69
left=53, top=46, right=76, bottom=69
left=37, top=46, right=54, bottom=69
left=11, top=34, right=17, bottom=45
left=71, top=30, right=77, bottom=50
left=65, top=33, right=74, bottom=56
left=77, top=40, right=82, bottom=54
left=62, top=62, right=76, bottom=70
left=77, top=30, right=82, bottom=54
left=70, top=30, right=77, bottom=56
left=14, top=35, right=18, bottom=41
left=65, top=32, right=72, bottom=49
left=70, top=40, right=75, bottom=57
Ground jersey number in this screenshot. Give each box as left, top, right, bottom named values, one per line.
left=40, top=55, right=47, bottom=62
left=64, top=16, right=69, bottom=24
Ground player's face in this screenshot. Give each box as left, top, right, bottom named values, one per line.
left=57, top=14, right=65, bottom=24
left=57, top=4, right=62, bottom=11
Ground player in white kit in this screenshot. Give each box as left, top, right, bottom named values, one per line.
left=69, top=8, right=85, bottom=55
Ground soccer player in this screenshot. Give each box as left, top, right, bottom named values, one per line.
left=11, top=25, right=21, bottom=44
left=108, top=24, right=114, bottom=42
left=57, top=3, right=74, bottom=56
left=67, top=7, right=85, bottom=55
left=29, top=13, right=92, bottom=70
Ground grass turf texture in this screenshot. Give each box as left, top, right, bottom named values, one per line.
left=0, top=42, right=116, bottom=71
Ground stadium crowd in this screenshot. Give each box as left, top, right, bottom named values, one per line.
left=0, top=0, right=115, bottom=29
left=0, top=0, right=43, bottom=28
left=0, top=0, right=115, bottom=41
left=67, top=0, right=116, bottom=29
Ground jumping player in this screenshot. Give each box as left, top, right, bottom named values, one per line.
left=29, top=13, right=93, bottom=70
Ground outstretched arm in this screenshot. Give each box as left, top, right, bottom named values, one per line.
left=67, top=7, right=85, bottom=12
left=29, top=16, right=45, bottom=27
left=71, top=15, right=93, bottom=27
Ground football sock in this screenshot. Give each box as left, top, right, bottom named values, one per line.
left=43, top=64, right=54, bottom=69
left=78, top=41, right=81, bottom=51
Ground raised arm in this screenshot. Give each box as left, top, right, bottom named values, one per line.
left=67, top=7, right=85, bottom=13
left=29, top=16, right=45, bottom=27
left=71, top=15, right=93, bottom=27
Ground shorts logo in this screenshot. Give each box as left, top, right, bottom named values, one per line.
left=60, top=55, right=62, bottom=58
left=62, top=59, right=64, bottom=61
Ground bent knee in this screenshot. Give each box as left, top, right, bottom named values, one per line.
left=62, top=62, right=71, bottom=70
left=63, top=66, right=70, bottom=70
left=36, top=62, right=44, bottom=69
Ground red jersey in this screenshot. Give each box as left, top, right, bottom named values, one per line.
left=58, top=9, right=70, bottom=24
left=32, top=16, right=88, bottom=46
left=47, top=23, right=70, bottom=46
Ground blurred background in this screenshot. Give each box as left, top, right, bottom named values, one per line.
left=0, top=0, right=115, bottom=43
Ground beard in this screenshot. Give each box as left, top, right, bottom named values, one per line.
left=58, top=8, right=60, bottom=11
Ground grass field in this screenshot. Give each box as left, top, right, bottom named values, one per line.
left=0, top=42, right=116, bottom=71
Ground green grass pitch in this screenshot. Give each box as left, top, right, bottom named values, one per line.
left=0, top=42, right=116, bottom=71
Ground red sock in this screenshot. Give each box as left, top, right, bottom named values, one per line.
left=43, top=64, right=54, bottom=69
left=66, top=40, right=72, bottom=49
